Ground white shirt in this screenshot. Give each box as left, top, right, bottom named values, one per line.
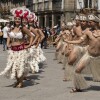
left=2, top=26, right=10, bottom=38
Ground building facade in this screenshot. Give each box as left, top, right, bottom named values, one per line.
left=1, top=0, right=98, bottom=27
left=0, top=0, right=26, bottom=19
left=26, top=0, right=100, bottom=28
left=61, top=0, right=100, bottom=25
left=26, top=0, right=62, bottom=28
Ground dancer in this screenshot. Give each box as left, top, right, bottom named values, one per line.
left=63, top=14, right=89, bottom=81
left=65, top=14, right=100, bottom=92
left=0, top=7, right=33, bottom=88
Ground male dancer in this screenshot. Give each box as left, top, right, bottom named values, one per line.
left=65, top=14, right=100, bottom=92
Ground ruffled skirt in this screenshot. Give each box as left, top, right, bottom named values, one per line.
left=0, top=49, right=28, bottom=79
left=27, top=46, right=46, bottom=73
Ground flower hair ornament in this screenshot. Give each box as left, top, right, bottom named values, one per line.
left=22, top=8, right=30, bottom=20
left=10, top=7, right=24, bottom=18
left=28, top=12, right=36, bottom=22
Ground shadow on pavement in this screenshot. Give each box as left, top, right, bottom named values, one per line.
left=85, top=76, right=93, bottom=81
left=87, top=85, right=100, bottom=91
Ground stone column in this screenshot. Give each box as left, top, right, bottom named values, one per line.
left=52, top=14, right=54, bottom=28
left=46, top=15, right=49, bottom=27
left=44, top=15, right=48, bottom=27
left=39, top=16, right=44, bottom=28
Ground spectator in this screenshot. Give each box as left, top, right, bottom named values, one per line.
left=41, top=27, right=48, bottom=49
left=0, top=26, right=3, bottom=44
left=2, top=23, right=10, bottom=51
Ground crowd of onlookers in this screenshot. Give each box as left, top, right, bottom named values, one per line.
left=40, top=25, right=61, bottom=49
left=0, top=22, right=61, bottom=51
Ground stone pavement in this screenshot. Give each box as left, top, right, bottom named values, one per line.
left=0, top=45, right=100, bottom=100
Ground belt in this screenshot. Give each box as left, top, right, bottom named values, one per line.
left=11, top=44, right=25, bottom=51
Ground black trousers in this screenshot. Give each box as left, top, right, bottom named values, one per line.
left=0, top=36, right=3, bottom=44
left=3, top=38, right=7, bottom=50
left=41, top=39, right=47, bottom=49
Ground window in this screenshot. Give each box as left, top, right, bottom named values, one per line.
left=38, top=0, right=43, bottom=3
left=77, top=0, right=93, bottom=9
left=37, top=3, right=43, bottom=10
left=77, top=0, right=84, bottom=9
left=33, top=0, right=37, bottom=3
left=33, top=4, right=35, bottom=11
left=52, top=0, right=62, bottom=3
left=84, top=0, right=92, bottom=8
left=28, top=0, right=33, bottom=5
left=98, top=0, right=100, bottom=10
left=94, top=0, right=99, bottom=9
left=44, top=1, right=49, bottom=10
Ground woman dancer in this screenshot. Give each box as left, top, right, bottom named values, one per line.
left=33, top=17, right=46, bottom=66
left=0, top=7, right=33, bottom=88
left=28, top=12, right=40, bottom=73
